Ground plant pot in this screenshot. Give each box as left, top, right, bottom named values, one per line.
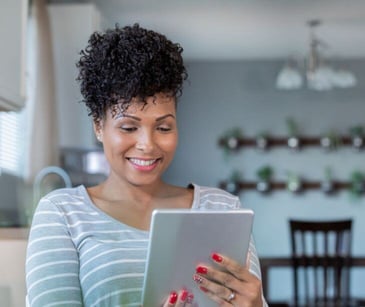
left=256, top=181, right=271, bottom=193
left=321, top=180, right=335, bottom=194
left=226, top=136, right=239, bottom=150
left=287, top=137, right=300, bottom=150
left=256, top=136, right=268, bottom=151
left=352, top=136, right=364, bottom=150
left=287, top=179, right=302, bottom=193
left=225, top=181, right=240, bottom=195
left=320, top=136, right=333, bottom=151
left=351, top=181, right=365, bottom=196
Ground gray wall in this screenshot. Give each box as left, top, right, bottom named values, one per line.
left=163, top=59, right=365, bottom=300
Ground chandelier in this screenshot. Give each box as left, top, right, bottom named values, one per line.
left=276, top=19, right=357, bottom=91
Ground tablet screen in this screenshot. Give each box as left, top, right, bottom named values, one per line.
left=142, top=209, right=254, bottom=307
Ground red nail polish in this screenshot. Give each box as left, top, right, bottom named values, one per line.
left=200, top=286, right=209, bottom=292
left=196, top=265, right=208, bottom=274
left=187, top=293, right=194, bottom=303
left=211, top=252, right=223, bottom=263
left=180, top=289, right=188, bottom=301
left=193, top=274, right=204, bottom=284
left=169, top=291, right=178, bottom=304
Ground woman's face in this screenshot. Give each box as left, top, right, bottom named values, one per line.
left=97, top=93, right=178, bottom=187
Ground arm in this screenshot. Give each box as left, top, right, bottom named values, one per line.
left=26, top=197, right=83, bottom=306
left=236, top=197, right=269, bottom=307
left=247, top=236, right=269, bottom=307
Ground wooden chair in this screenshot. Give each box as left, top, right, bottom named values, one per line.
left=289, top=219, right=354, bottom=307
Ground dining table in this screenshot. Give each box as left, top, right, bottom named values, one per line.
left=260, top=256, right=365, bottom=302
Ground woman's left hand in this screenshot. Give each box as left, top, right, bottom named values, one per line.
left=192, top=252, right=263, bottom=306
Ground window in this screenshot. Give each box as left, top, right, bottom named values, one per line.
left=0, top=111, right=24, bottom=176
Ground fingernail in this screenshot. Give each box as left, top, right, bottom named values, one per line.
left=187, top=293, right=194, bottom=303
left=169, top=291, right=178, bottom=304
left=196, top=265, right=208, bottom=274
left=200, top=286, right=209, bottom=292
left=193, top=274, right=204, bottom=284
left=180, top=289, right=188, bottom=301
left=211, top=252, right=223, bottom=263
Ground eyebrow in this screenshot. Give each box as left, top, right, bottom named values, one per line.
left=120, top=114, right=176, bottom=121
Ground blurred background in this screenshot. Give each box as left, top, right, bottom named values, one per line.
left=1, top=0, right=365, bottom=305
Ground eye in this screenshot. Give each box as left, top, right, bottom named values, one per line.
left=157, top=126, right=172, bottom=132
left=120, top=126, right=137, bottom=132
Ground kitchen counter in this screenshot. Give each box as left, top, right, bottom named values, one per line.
left=0, top=227, right=29, bottom=240
left=0, top=228, right=28, bottom=307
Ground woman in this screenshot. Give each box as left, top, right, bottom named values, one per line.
left=26, top=24, right=267, bottom=306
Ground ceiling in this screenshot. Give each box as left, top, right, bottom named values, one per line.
left=51, top=0, right=365, bottom=60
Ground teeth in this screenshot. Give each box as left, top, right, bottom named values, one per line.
left=129, top=158, right=156, bottom=166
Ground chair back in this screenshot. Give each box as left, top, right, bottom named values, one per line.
left=289, top=219, right=352, bottom=307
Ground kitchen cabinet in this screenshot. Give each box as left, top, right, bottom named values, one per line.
left=48, top=3, right=101, bottom=148
left=0, top=0, right=28, bottom=111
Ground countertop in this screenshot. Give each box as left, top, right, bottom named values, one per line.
left=0, top=227, right=29, bottom=240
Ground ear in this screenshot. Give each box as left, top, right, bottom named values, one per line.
left=93, top=120, right=103, bottom=142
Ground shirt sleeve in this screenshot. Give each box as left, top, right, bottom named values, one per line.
left=26, top=197, right=83, bottom=306
left=235, top=197, right=268, bottom=307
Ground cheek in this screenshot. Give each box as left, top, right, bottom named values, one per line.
left=104, top=133, right=134, bottom=154
left=160, top=135, right=178, bottom=153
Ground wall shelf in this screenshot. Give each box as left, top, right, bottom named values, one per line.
left=219, top=180, right=356, bottom=194
left=218, top=129, right=365, bottom=196
left=218, top=136, right=362, bottom=150
left=219, top=180, right=351, bottom=190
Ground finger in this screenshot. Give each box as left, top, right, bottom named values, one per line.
left=211, top=252, right=253, bottom=282
left=174, top=289, right=190, bottom=307
left=195, top=264, right=243, bottom=297
left=246, top=251, right=251, bottom=267
left=196, top=264, right=237, bottom=290
left=185, top=292, right=194, bottom=307
left=199, top=287, right=234, bottom=306
left=197, top=263, right=263, bottom=303
left=162, top=291, right=178, bottom=307
left=193, top=273, right=234, bottom=305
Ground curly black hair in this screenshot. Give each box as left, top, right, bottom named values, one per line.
left=76, top=23, right=188, bottom=121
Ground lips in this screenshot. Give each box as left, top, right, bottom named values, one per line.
left=128, top=158, right=158, bottom=166
left=128, top=158, right=160, bottom=171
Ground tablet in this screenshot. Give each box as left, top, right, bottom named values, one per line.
left=142, top=209, right=254, bottom=307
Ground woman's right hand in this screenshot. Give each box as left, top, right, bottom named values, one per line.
left=162, top=289, right=194, bottom=307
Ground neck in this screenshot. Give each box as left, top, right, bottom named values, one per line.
left=99, top=177, right=168, bottom=208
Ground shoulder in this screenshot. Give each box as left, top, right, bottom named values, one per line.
left=190, top=183, right=241, bottom=209
left=36, top=185, right=87, bottom=211
left=31, top=185, right=93, bottom=228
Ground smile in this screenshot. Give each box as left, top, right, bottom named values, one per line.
left=129, top=158, right=158, bottom=166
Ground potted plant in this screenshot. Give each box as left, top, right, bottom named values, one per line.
left=286, top=117, right=301, bottom=150
left=220, top=127, right=243, bottom=157
left=321, top=166, right=335, bottom=194
left=256, top=165, right=273, bottom=193
left=320, top=130, right=341, bottom=151
left=256, top=131, right=270, bottom=151
left=225, top=170, right=242, bottom=195
left=349, top=170, right=365, bottom=199
left=286, top=171, right=302, bottom=193
left=349, top=125, right=364, bottom=150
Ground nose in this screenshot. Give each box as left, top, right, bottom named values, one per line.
left=135, top=129, right=155, bottom=152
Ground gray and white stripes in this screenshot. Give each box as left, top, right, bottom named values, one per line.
left=26, top=184, right=266, bottom=306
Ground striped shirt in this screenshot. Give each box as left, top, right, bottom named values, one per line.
left=26, top=184, right=267, bottom=306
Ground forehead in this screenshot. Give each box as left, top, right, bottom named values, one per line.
left=110, top=94, right=176, bottom=118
